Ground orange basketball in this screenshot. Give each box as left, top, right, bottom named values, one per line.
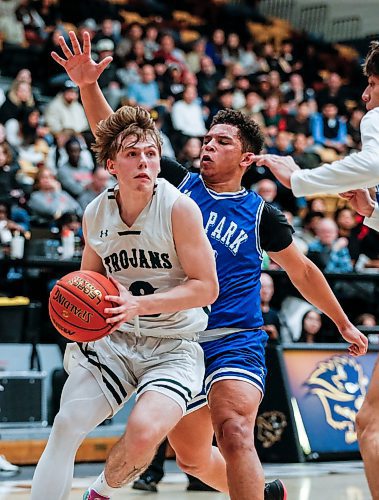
left=49, top=270, right=119, bottom=342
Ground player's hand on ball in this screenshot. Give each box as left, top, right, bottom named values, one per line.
left=339, top=323, right=368, bottom=357
left=104, top=277, right=139, bottom=332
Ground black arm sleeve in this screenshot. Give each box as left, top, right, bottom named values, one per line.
left=259, top=203, right=294, bottom=252
left=159, top=156, right=188, bottom=187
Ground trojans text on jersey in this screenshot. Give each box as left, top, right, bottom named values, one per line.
left=104, top=248, right=173, bottom=273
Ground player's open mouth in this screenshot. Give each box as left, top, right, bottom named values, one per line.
left=135, top=174, right=150, bottom=179
left=202, top=155, right=213, bottom=162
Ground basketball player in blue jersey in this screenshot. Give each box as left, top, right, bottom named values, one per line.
left=52, top=32, right=368, bottom=500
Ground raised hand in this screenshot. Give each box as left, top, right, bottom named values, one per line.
left=252, top=154, right=300, bottom=189
left=51, top=31, right=112, bottom=88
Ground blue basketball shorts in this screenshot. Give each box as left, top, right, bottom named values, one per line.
left=186, top=329, right=268, bottom=414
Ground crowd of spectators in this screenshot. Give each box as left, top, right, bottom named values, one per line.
left=0, top=0, right=378, bottom=343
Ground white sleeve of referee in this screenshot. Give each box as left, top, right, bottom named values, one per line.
left=364, top=202, right=379, bottom=231
left=290, top=108, right=379, bottom=196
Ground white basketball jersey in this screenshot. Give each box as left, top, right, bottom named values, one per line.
left=84, top=178, right=209, bottom=339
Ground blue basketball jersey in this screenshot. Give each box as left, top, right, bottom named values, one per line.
left=177, top=172, right=264, bottom=331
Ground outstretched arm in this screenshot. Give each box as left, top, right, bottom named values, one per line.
left=269, top=242, right=368, bottom=356
left=51, top=31, right=114, bottom=134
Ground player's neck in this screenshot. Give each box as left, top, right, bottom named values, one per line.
left=115, top=187, right=152, bottom=227
left=203, top=178, right=243, bottom=193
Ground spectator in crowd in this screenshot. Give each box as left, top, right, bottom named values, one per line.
left=205, top=28, right=226, bottom=69
left=34, top=0, right=62, bottom=31
left=296, top=309, right=325, bottom=343
left=315, top=72, right=349, bottom=115
left=5, top=107, right=52, bottom=150
left=240, top=90, right=265, bottom=127
left=0, top=142, right=21, bottom=205
left=92, top=17, right=119, bottom=47
left=307, top=197, right=328, bottom=216
left=311, top=101, right=348, bottom=155
left=346, top=107, right=365, bottom=150
left=15, top=0, right=47, bottom=46
left=222, top=32, right=245, bottom=69
left=160, top=63, right=185, bottom=102
left=286, top=100, right=313, bottom=137
left=5, top=107, right=51, bottom=171
left=171, top=84, right=207, bottom=148
left=255, top=179, right=281, bottom=210
left=267, top=130, right=293, bottom=156
left=290, top=133, right=321, bottom=170
left=177, top=137, right=202, bottom=171
left=307, top=217, right=353, bottom=273
left=57, top=137, right=93, bottom=198
left=0, top=201, right=29, bottom=254
left=262, top=94, right=286, bottom=138
left=0, top=0, right=25, bottom=46
left=127, top=39, right=149, bottom=67
left=0, top=81, right=36, bottom=125
left=260, top=272, right=281, bottom=343
left=27, top=167, right=82, bottom=225
left=127, top=64, right=160, bottom=110
left=115, top=21, right=144, bottom=61
left=232, top=74, right=250, bottom=110
left=150, top=106, right=176, bottom=159
left=154, top=32, right=186, bottom=67
left=301, top=210, right=325, bottom=245
left=334, top=206, right=366, bottom=264
left=94, top=39, right=123, bottom=110
left=355, top=313, right=377, bottom=328
left=78, top=168, right=114, bottom=210
left=143, top=22, right=160, bottom=62
left=283, top=73, right=316, bottom=114
left=41, top=27, right=70, bottom=91
left=185, top=37, right=207, bottom=75
left=196, top=56, right=222, bottom=104
left=44, top=80, right=89, bottom=134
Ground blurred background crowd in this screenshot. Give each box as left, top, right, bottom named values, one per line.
left=0, top=0, right=378, bottom=349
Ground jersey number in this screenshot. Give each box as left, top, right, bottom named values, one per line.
left=129, top=280, right=160, bottom=317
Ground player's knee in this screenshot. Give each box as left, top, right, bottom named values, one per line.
left=124, top=422, right=162, bottom=454
left=215, top=416, right=253, bottom=456
left=176, top=450, right=207, bottom=476
left=52, top=408, right=83, bottom=439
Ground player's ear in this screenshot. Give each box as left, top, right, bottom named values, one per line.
left=240, top=152, right=255, bottom=169
left=106, top=158, right=116, bottom=175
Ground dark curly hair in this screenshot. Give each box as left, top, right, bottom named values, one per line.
left=210, top=109, right=264, bottom=154
left=363, top=40, right=379, bottom=76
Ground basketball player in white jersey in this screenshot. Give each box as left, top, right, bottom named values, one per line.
left=253, top=41, right=379, bottom=500
left=31, top=106, right=218, bottom=500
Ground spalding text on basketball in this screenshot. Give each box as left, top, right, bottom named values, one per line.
left=52, top=288, right=94, bottom=323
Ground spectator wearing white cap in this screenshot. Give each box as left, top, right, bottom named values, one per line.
left=44, top=80, right=89, bottom=134
left=95, top=39, right=123, bottom=110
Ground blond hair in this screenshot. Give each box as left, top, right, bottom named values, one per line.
left=92, top=106, right=162, bottom=165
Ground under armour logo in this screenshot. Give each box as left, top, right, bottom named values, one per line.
left=100, top=230, right=109, bottom=238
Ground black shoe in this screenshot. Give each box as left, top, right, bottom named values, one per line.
left=132, top=476, right=158, bottom=493
left=186, top=477, right=217, bottom=492
left=264, top=479, right=287, bottom=500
